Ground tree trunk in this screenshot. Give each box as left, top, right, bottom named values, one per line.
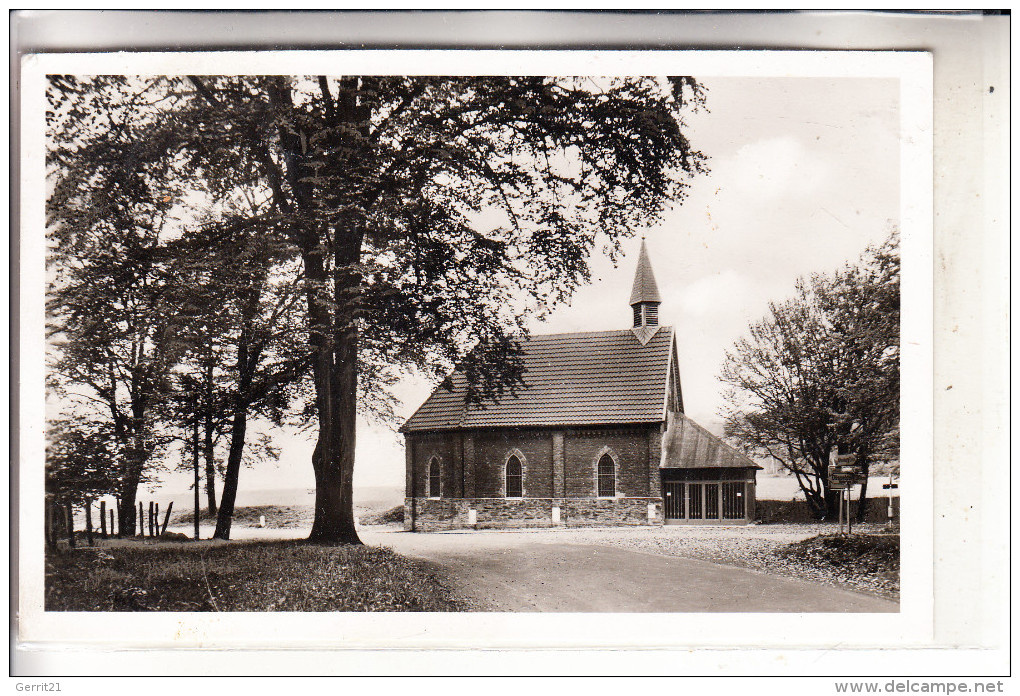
left=117, top=468, right=142, bottom=536
left=45, top=501, right=56, bottom=549
left=306, top=303, right=361, bottom=545
left=267, top=75, right=363, bottom=545
left=203, top=358, right=218, bottom=515
left=306, top=257, right=361, bottom=545
left=213, top=401, right=249, bottom=540
left=65, top=503, right=75, bottom=548
left=854, top=460, right=871, bottom=523
left=822, top=486, right=841, bottom=520
left=116, top=414, right=149, bottom=536
left=204, top=413, right=218, bottom=516
left=85, top=500, right=94, bottom=546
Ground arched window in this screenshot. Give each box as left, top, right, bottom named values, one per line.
left=427, top=457, right=442, bottom=498
left=597, top=453, right=616, bottom=498
left=505, top=455, right=523, bottom=498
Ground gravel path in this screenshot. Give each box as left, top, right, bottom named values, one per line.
left=365, top=526, right=897, bottom=612
left=503, top=524, right=900, bottom=600
left=164, top=521, right=900, bottom=601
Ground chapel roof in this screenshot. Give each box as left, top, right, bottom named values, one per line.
left=400, top=326, right=674, bottom=432
left=660, top=411, right=762, bottom=470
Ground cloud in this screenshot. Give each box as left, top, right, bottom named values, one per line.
left=719, top=135, right=830, bottom=201
left=675, top=269, right=750, bottom=317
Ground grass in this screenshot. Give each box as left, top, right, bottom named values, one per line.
left=360, top=505, right=404, bottom=526
left=45, top=540, right=470, bottom=612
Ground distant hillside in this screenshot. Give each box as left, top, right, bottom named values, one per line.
left=354, top=486, right=404, bottom=510
left=142, top=485, right=403, bottom=516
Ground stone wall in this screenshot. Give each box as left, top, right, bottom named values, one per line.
left=404, top=497, right=663, bottom=532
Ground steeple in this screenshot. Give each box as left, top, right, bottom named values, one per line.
left=629, top=237, right=662, bottom=333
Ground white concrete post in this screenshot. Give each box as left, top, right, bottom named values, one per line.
left=468, top=508, right=477, bottom=527
left=647, top=503, right=656, bottom=524
left=551, top=506, right=561, bottom=524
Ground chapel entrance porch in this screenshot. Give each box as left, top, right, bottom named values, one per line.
left=661, top=468, right=756, bottom=525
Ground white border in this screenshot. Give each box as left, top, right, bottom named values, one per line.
left=18, top=49, right=934, bottom=652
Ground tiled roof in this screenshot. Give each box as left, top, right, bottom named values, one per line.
left=661, top=411, right=762, bottom=470
left=629, top=238, right=662, bottom=305
left=401, top=327, right=674, bottom=432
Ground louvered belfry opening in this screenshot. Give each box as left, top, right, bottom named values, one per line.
left=629, top=238, right=662, bottom=329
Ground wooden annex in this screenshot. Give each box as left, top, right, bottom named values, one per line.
left=401, top=240, right=760, bottom=530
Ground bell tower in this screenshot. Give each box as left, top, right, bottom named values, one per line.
left=629, top=237, right=662, bottom=343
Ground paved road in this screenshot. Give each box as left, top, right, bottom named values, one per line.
left=361, top=528, right=898, bottom=613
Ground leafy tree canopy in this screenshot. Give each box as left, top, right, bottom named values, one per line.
left=47, top=74, right=709, bottom=542
left=721, top=230, right=900, bottom=519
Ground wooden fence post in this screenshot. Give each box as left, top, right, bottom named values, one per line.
left=154, top=503, right=160, bottom=536
left=139, top=502, right=145, bottom=537
left=85, top=500, right=94, bottom=546
left=148, top=501, right=155, bottom=537
left=99, top=500, right=107, bottom=538
left=160, top=501, right=174, bottom=536
left=65, top=503, right=75, bottom=548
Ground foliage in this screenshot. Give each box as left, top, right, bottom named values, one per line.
left=47, top=74, right=708, bottom=543
left=159, top=210, right=311, bottom=535
left=45, top=419, right=123, bottom=505
left=721, top=231, right=900, bottom=518
left=45, top=541, right=471, bottom=612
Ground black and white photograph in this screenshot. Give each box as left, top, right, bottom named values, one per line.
left=37, top=67, right=906, bottom=612
left=12, top=11, right=1008, bottom=682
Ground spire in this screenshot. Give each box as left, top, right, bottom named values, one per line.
left=629, top=238, right=662, bottom=306
left=628, top=238, right=663, bottom=342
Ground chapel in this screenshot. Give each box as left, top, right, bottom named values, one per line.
left=401, top=240, right=760, bottom=530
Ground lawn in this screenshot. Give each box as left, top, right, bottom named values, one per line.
left=45, top=540, right=470, bottom=612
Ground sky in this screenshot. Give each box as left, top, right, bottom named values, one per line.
left=154, top=76, right=900, bottom=496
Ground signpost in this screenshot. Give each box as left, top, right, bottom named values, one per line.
left=828, top=454, right=866, bottom=535
left=882, top=474, right=899, bottom=527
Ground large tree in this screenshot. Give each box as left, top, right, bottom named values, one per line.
left=720, top=232, right=900, bottom=519
left=49, top=75, right=708, bottom=543
left=46, top=194, right=188, bottom=536
left=170, top=210, right=312, bottom=540
left=46, top=76, right=210, bottom=534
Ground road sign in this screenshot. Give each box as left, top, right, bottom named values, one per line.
left=828, top=459, right=866, bottom=489
left=882, top=483, right=899, bottom=490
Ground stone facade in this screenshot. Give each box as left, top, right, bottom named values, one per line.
left=405, top=496, right=662, bottom=532
left=404, top=425, right=666, bottom=531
